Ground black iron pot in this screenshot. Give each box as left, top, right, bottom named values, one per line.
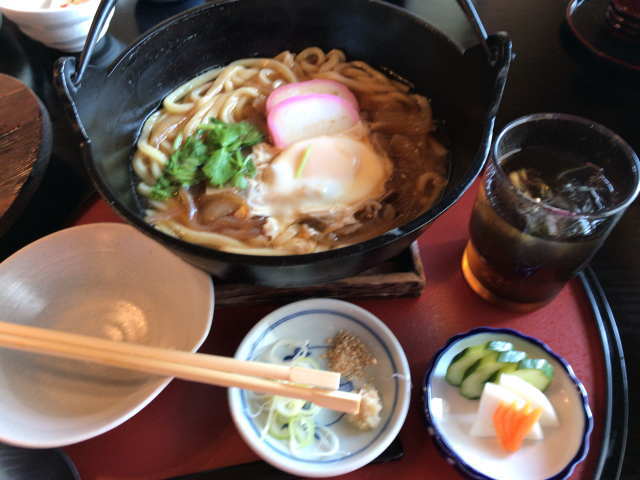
left=55, top=0, right=511, bottom=287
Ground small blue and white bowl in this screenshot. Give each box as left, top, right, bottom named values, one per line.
left=423, top=328, right=593, bottom=480
left=228, top=298, right=411, bottom=478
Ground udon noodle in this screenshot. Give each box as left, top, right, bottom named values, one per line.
left=133, top=48, right=449, bottom=255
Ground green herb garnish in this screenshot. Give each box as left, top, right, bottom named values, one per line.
left=172, top=133, right=184, bottom=151
left=295, top=146, right=313, bottom=179
left=149, top=119, right=263, bottom=200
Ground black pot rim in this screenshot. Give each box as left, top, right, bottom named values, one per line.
left=74, top=0, right=511, bottom=267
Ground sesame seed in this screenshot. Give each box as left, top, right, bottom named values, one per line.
left=325, top=330, right=377, bottom=379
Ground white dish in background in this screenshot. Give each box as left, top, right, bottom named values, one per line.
left=228, top=298, right=411, bottom=478
left=423, top=328, right=592, bottom=480
left=0, top=223, right=214, bottom=447
left=0, top=0, right=112, bottom=52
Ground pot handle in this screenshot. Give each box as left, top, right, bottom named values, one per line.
left=73, top=0, right=493, bottom=82
left=72, top=0, right=118, bottom=86
left=456, top=0, right=495, bottom=65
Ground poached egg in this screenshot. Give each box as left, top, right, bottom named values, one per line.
left=247, top=133, right=392, bottom=228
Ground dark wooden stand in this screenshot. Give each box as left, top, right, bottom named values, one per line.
left=215, top=242, right=426, bottom=306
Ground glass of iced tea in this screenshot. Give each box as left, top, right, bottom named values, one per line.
left=462, top=113, right=640, bottom=311
left=606, top=0, right=640, bottom=39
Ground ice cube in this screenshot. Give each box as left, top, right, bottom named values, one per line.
left=552, top=163, right=616, bottom=214
left=508, top=168, right=554, bottom=203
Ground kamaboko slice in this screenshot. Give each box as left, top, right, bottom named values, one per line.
left=267, top=94, right=359, bottom=148
left=266, top=79, right=358, bottom=113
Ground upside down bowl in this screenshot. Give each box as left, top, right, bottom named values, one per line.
left=55, top=0, right=511, bottom=287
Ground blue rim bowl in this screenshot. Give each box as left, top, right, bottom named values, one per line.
left=422, top=327, right=593, bottom=480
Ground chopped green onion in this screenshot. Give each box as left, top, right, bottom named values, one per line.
left=172, top=133, right=184, bottom=151
left=274, top=396, right=305, bottom=418
left=295, top=145, right=313, bottom=178
left=314, top=425, right=340, bottom=456
left=291, top=356, right=320, bottom=370
left=299, top=401, right=322, bottom=417
left=260, top=398, right=277, bottom=439
left=268, top=412, right=291, bottom=439
left=289, top=415, right=316, bottom=449
left=250, top=344, right=342, bottom=458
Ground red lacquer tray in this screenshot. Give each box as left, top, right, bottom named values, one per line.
left=63, top=183, right=613, bottom=479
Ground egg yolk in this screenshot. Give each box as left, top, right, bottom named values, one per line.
left=259, top=136, right=392, bottom=218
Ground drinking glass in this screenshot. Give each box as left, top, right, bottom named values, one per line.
left=606, top=0, right=640, bottom=39
left=462, top=113, right=640, bottom=311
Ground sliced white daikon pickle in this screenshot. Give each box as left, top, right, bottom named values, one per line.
left=470, top=382, right=544, bottom=440
left=499, top=373, right=560, bottom=427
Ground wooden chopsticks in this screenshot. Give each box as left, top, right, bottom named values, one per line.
left=0, top=321, right=360, bottom=414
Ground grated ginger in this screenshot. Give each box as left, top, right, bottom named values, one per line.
left=347, top=384, right=383, bottom=430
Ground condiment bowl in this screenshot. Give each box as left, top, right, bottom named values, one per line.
left=423, top=327, right=592, bottom=480
left=228, top=298, right=411, bottom=477
left=0, top=0, right=112, bottom=52
left=0, top=223, right=214, bottom=447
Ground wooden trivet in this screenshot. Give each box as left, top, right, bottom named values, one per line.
left=215, top=242, right=425, bottom=306
left=0, top=74, right=52, bottom=237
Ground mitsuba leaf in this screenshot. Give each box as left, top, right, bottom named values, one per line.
left=244, top=159, right=257, bottom=178
left=198, top=119, right=263, bottom=150
left=232, top=149, right=245, bottom=168
left=239, top=124, right=264, bottom=147
left=232, top=173, right=248, bottom=189
left=150, top=119, right=264, bottom=195
left=167, top=155, right=203, bottom=185
left=164, top=137, right=207, bottom=185
left=149, top=176, right=177, bottom=200
left=203, top=148, right=235, bottom=186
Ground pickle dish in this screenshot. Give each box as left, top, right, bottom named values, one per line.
left=423, top=327, right=592, bottom=480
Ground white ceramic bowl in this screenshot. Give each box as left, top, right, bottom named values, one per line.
left=423, top=328, right=593, bottom=480
left=0, top=0, right=111, bottom=52
left=0, top=223, right=214, bottom=447
left=228, top=298, right=411, bottom=478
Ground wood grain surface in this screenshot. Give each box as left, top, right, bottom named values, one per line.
left=189, top=242, right=424, bottom=305
left=0, top=73, right=51, bottom=237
